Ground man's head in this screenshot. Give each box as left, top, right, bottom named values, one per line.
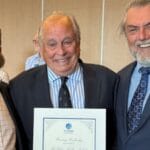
left=38, top=11, right=81, bottom=76
left=121, top=0, right=150, bottom=66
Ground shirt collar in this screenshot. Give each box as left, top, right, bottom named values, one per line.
left=135, top=62, right=142, bottom=74
left=47, top=63, right=82, bottom=83
left=135, top=62, right=150, bottom=74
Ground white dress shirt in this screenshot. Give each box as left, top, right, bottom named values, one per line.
left=47, top=63, right=85, bottom=108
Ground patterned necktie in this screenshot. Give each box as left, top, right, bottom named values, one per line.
left=58, top=77, right=72, bottom=108
left=127, top=67, right=150, bottom=133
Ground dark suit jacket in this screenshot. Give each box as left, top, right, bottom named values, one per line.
left=115, top=62, right=150, bottom=150
left=9, top=61, right=118, bottom=150
left=0, top=81, right=25, bottom=150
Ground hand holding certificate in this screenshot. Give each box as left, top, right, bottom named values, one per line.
left=33, top=108, right=106, bottom=150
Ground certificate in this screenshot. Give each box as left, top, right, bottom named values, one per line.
left=33, top=108, right=106, bottom=150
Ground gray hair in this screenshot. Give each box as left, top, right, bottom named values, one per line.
left=120, top=0, right=150, bottom=35
left=38, top=11, right=81, bottom=45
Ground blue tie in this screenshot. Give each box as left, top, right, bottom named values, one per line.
left=127, top=67, right=150, bottom=133
left=59, top=77, right=72, bottom=108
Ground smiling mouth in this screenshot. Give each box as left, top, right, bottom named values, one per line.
left=138, top=43, right=150, bottom=48
left=55, top=58, right=69, bottom=64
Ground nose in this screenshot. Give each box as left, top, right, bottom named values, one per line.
left=139, top=28, right=147, bottom=41
left=57, top=43, right=66, bottom=55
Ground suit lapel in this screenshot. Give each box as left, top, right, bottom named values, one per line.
left=33, top=65, right=53, bottom=107
left=80, top=62, right=99, bottom=108
left=118, top=62, right=136, bottom=138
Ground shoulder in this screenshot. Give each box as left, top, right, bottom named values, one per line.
left=118, top=62, right=136, bottom=76
left=80, top=62, right=119, bottom=86
left=82, top=62, right=117, bottom=77
left=10, top=65, right=47, bottom=85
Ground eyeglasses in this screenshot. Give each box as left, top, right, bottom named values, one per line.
left=45, top=38, right=75, bottom=50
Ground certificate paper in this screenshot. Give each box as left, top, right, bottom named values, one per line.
left=33, top=108, right=106, bottom=150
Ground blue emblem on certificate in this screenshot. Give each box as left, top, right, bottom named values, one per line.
left=66, top=123, right=72, bottom=130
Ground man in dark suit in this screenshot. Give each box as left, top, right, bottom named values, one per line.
left=9, top=11, right=118, bottom=150
left=115, top=0, right=150, bottom=150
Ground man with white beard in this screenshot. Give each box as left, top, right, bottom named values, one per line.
left=114, top=0, right=150, bottom=150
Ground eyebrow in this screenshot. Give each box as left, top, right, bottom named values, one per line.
left=126, top=25, right=138, bottom=28
left=126, top=22, right=150, bottom=28
left=125, top=25, right=139, bottom=32
left=47, top=37, right=74, bottom=42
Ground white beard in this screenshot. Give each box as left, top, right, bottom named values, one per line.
left=130, top=39, right=150, bottom=67
left=130, top=49, right=150, bottom=67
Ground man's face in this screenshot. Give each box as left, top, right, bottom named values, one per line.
left=125, top=5, right=150, bottom=66
left=41, top=17, right=80, bottom=76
